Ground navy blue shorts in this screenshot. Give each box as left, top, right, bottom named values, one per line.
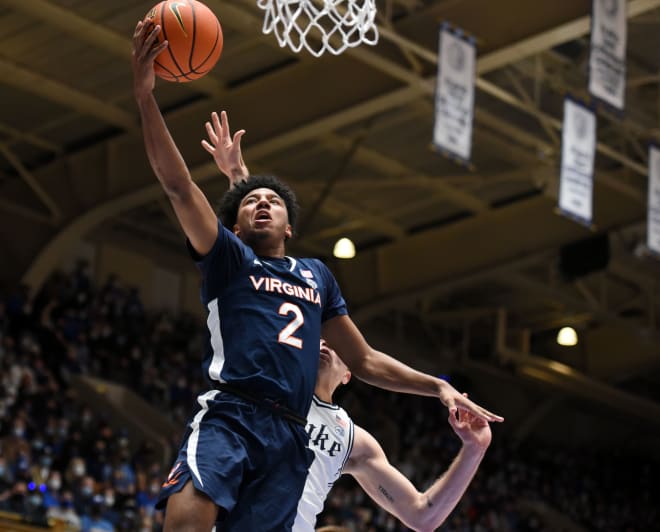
left=157, top=390, right=313, bottom=531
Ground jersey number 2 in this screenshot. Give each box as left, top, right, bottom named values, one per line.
left=278, top=302, right=304, bottom=349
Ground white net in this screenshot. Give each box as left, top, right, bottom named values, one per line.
left=256, top=0, right=379, bottom=57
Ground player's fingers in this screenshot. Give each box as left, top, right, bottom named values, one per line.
left=464, top=403, right=488, bottom=420
left=460, top=395, right=503, bottom=423
left=134, top=20, right=144, bottom=40
left=147, top=40, right=168, bottom=62
left=447, top=411, right=458, bottom=427
left=233, top=129, right=246, bottom=146
left=141, top=25, right=162, bottom=61
left=475, top=416, right=489, bottom=427
left=446, top=399, right=457, bottom=418
left=478, top=407, right=504, bottom=422
left=144, top=23, right=160, bottom=48
left=221, top=110, right=231, bottom=140
left=450, top=409, right=468, bottom=431
left=201, top=140, right=214, bottom=154
left=211, top=112, right=222, bottom=137
left=134, top=21, right=152, bottom=58
left=205, top=121, right=218, bottom=145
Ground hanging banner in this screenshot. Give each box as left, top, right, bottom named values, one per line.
left=589, top=0, right=627, bottom=110
left=433, top=25, right=476, bottom=162
left=559, top=98, right=596, bottom=226
left=648, top=145, right=660, bottom=256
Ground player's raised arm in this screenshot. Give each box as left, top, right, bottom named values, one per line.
left=132, top=20, right=218, bottom=256
left=202, top=110, right=249, bottom=188
left=322, top=315, right=503, bottom=423
left=344, top=407, right=491, bottom=532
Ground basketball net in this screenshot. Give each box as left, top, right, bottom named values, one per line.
left=256, top=0, right=379, bottom=57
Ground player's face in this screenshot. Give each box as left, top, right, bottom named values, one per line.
left=234, top=187, right=292, bottom=245
left=319, top=339, right=350, bottom=385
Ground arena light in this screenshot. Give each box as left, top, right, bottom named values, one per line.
left=333, top=237, right=356, bottom=259
left=556, top=326, right=578, bottom=346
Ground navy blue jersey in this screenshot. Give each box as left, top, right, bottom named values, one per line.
left=189, top=221, right=347, bottom=417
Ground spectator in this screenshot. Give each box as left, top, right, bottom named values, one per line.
left=80, top=495, right=114, bottom=532
left=47, top=490, right=82, bottom=531
left=0, top=266, right=658, bottom=531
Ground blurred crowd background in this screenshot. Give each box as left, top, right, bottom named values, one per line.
left=0, top=264, right=657, bottom=531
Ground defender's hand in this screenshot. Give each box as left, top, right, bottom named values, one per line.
left=202, top=110, right=248, bottom=187
left=439, top=381, right=503, bottom=423
left=448, top=405, right=492, bottom=451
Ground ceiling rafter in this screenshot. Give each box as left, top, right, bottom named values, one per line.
left=0, top=56, right=137, bottom=131
left=2, top=0, right=227, bottom=97
left=337, top=2, right=659, bottom=178
left=0, top=143, right=61, bottom=221
left=16, top=2, right=658, bottom=309
left=0, top=121, right=61, bottom=153
left=321, top=133, right=489, bottom=213
left=513, top=52, right=659, bottom=144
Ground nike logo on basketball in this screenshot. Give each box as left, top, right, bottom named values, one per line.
left=169, top=2, right=188, bottom=36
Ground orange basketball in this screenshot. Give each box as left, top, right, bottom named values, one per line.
left=144, top=0, right=223, bottom=82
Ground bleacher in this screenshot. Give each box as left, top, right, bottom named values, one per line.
left=1, top=267, right=658, bottom=531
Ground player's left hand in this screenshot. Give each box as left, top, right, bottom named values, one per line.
left=438, top=380, right=503, bottom=423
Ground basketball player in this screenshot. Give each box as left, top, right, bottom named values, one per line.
left=214, top=341, right=489, bottom=532
left=204, top=109, right=501, bottom=530
left=293, top=340, right=491, bottom=532
left=132, top=22, right=502, bottom=532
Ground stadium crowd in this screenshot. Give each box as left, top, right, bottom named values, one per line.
left=0, top=264, right=656, bottom=531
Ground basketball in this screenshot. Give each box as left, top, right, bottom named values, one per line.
left=143, top=0, right=223, bottom=82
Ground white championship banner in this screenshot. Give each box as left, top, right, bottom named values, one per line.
left=433, top=25, right=476, bottom=162
left=589, top=0, right=627, bottom=110
left=559, top=98, right=597, bottom=226
left=648, top=145, right=660, bottom=256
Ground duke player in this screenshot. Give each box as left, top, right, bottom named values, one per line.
left=293, top=340, right=491, bottom=532
left=133, top=22, right=502, bottom=532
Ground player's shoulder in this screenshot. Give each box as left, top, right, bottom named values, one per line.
left=311, top=397, right=353, bottom=427
left=293, top=255, right=325, bottom=268
left=223, top=224, right=255, bottom=255
left=202, top=220, right=256, bottom=265
left=311, top=394, right=341, bottom=412
left=346, top=424, right=382, bottom=465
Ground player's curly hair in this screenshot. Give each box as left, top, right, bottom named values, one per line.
left=218, top=175, right=300, bottom=236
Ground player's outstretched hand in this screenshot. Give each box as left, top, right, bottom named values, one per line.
left=132, top=20, right=167, bottom=99
left=202, top=110, right=248, bottom=188
left=439, top=381, right=503, bottom=423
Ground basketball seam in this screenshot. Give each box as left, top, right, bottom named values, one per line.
left=161, top=0, right=194, bottom=82
left=193, top=18, right=221, bottom=73
left=188, top=0, right=196, bottom=74
left=154, top=59, right=180, bottom=79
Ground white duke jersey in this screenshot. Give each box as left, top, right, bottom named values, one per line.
left=292, top=395, right=355, bottom=532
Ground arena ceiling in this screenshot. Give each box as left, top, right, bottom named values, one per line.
left=1, top=0, right=659, bottom=441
